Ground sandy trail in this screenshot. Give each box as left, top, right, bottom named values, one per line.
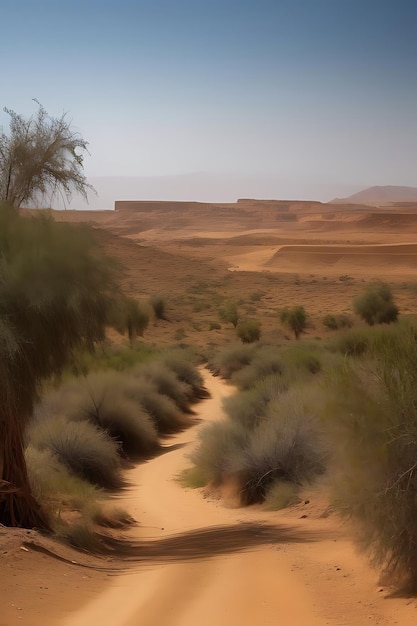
left=61, top=371, right=416, bottom=626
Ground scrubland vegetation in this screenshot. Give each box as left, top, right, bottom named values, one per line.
left=186, top=309, right=417, bottom=590
left=25, top=344, right=205, bottom=549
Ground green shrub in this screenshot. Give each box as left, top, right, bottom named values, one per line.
left=28, top=416, right=123, bottom=489
left=353, top=281, right=398, bottom=326
left=280, top=305, right=307, bottom=339
left=236, top=319, right=261, bottom=343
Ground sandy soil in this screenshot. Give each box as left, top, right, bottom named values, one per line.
left=47, top=371, right=415, bottom=626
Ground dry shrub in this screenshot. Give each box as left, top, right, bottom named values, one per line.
left=123, top=374, right=188, bottom=433
left=231, top=346, right=284, bottom=390
left=223, top=374, right=284, bottom=430
left=28, top=416, right=123, bottom=489
left=191, top=384, right=326, bottom=505
left=326, top=323, right=417, bottom=589
left=25, top=446, right=100, bottom=516
left=209, top=343, right=256, bottom=379
left=135, top=361, right=195, bottom=412
left=162, top=350, right=209, bottom=399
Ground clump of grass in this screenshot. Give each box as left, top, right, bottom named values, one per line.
left=28, top=416, right=123, bottom=489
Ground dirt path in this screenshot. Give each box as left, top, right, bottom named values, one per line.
left=61, top=371, right=417, bottom=626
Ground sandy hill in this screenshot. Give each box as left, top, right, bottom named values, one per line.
left=331, top=185, right=417, bottom=206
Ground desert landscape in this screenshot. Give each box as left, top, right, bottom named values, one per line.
left=3, top=190, right=417, bottom=625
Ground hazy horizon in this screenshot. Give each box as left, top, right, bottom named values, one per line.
left=2, top=0, right=416, bottom=204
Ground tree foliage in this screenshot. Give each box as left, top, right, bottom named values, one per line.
left=0, top=203, right=117, bottom=528
left=353, top=282, right=398, bottom=326
left=0, top=102, right=93, bottom=208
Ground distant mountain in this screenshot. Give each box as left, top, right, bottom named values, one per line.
left=331, top=185, right=417, bottom=206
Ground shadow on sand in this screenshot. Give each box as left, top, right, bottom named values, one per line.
left=23, top=521, right=324, bottom=571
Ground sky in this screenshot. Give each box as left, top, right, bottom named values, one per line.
left=1, top=0, right=417, bottom=204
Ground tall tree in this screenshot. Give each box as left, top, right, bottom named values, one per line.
left=0, top=102, right=93, bottom=208
left=0, top=204, right=117, bottom=528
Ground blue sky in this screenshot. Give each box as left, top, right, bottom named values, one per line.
left=2, top=0, right=416, bottom=202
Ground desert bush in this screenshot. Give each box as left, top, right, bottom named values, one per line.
left=135, top=361, right=194, bottom=413
left=231, top=347, right=283, bottom=390
left=280, top=305, right=307, bottom=339
left=209, top=321, right=221, bottom=330
left=161, top=349, right=208, bottom=399
left=323, top=313, right=353, bottom=330
left=278, top=344, right=323, bottom=376
left=190, top=419, right=249, bottom=485
left=123, top=374, right=187, bottom=433
left=326, top=323, right=417, bottom=589
left=223, top=374, right=285, bottom=429
left=28, top=417, right=123, bottom=489
left=219, top=301, right=239, bottom=328
left=150, top=294, right=167, bottom=320
left=236, top=390, right=326, bottom=504
left=36, top=372, right=160, bottom=458
left=353, top=281, right=398, bottom=326
left=191, top=382, right=326, bottom=505
left=236, top=319, right=261, bottom=343
left=25, top=446, right=100, bottom=517
left=209, top=343, right=256, bottom=378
